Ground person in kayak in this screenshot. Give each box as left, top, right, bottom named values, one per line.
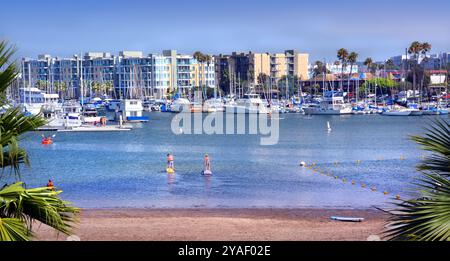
left=46, top=179, right=54, bottom=190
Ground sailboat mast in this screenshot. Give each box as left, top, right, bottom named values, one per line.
left=28, top=62, right=31, bottom=104
left=79, top=53, right=84, bottom=106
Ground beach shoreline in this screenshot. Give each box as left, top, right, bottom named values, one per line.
left=34, top=208, right=388, bottom=241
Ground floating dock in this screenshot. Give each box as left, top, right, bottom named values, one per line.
left=36, top=125, right=132, bottom=132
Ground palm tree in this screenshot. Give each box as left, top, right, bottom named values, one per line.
left=54, top=81, right=67, bottom=101
left=337, top=48, right=349, bottom=91
left=312, top=61, right=324, bottom=78
left=420, top=42, right=432, bottom=101
left=104, top=80, right=114, bottom=98
left=91, top=81, right=102, bottom=97
left=363, top=57, right=373, bottom=73
left=193, top=51, right=207, bottom=97
left=385, top=119, right=450, bottom=241
left=408, top=41, right=423, bottom=100
left=347, top=52, right=358, bottom=102
left=363, top=58, right=374, bottom=100
left=0, top=41, right=79, bottom=241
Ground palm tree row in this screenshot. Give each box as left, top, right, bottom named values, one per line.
left=336, top=48, right=358, bottom=102
left=0, top=41, right=79, bottom=241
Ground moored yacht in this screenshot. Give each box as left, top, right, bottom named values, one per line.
left=117, top=99, right=149, bottom=122
left=381, top=106, right=412, bottom=116
left=302, top=91, right=352, bottom=115
left=170, top=98, right=191, bottom=113
left=18, top=87, right=60, bottom=115
left=203, top=98, right=224, bottom=113
left=225, top=93, right=269, bottom=114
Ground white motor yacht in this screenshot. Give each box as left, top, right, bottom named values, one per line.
left=302, top=91, right=352, bottom=115
left=225, top=93, right=269, bottom=114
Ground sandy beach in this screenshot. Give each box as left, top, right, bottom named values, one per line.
left=34, top=208, right=388, bottom=241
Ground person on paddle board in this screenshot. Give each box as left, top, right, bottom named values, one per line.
left=167, top=153, right=174, bottom=169
left=204, top=154, right=211, bottom=173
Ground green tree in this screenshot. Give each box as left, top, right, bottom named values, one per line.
left=363, top=57, right=374, bottom=73
left=385, top=59, right=397, bottom=70
left=420, top=42, right=432, bottom=99
left=257, top=73, right=269, bottom=87
left=0, top=41, right=79, bottom=241
left=104, top=80, right=114, bottom=98
left=35, top=80, right=47, bottom=90
left=385, top=120, right=450, bottom=241
left=193, top=51, right=207, bottom=96
left=91, top=81, right=102, bottom=97
left=337, top=48, right=349, bottom=91
left=54, top=81, right=67, bottom=100
left=312, top=61, right=327, bottom=78
left=347, top=52, right=358, bottom=102
left=408, top=41, right=423, bottom=100
left=362, top=78, right=398, bottom=96
left=278, top=75, right=299, bottom=98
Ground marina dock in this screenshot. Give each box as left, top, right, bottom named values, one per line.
left=36, top=125, right=132, bottom=132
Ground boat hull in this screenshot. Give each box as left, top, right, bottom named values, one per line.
left=303, top=107, right=352, bottom=115
left=409, top=110, right=423, bottom=116
left=126, top=116, right=149, bottom=122
left=381, top=111, right=411, bottom=116
left=224, top=105, right=269, bottom=114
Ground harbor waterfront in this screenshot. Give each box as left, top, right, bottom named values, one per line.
left=16, top=112, right=444, bottom=209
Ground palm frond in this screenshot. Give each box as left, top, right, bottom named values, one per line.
left=0, top=107, right=47, bottom=141
left=385, top=174, right=450, bottom=241
left=0, top=182, right=80, bottom=237
left=0, top=217, right=30, bottom=241
left=410, top=120, right=450, bottom=177
left=385, top=119, right=450, bottom=241
left=0, top=107, right=46, bottom=177
left=0, top=41, right=78, bottom=242
left=0, top=41, right=18, bottom=100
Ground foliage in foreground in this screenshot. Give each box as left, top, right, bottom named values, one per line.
left=0, top=40, right=79, bottom=241
left=385, top=120, right=450, bottom=241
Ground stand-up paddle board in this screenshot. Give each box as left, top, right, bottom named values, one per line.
left=330, top=216, right=364, bottom=222
left=202, top=170, right=212, bottom=176
left=166, top=167, right=175, bottom=173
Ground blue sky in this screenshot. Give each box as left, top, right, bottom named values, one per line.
left=1, top=0, right=449, bottom=62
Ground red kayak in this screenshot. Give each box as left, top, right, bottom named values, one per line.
left=41, top=138, right=53, bottom=145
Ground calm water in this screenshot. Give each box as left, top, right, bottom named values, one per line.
left=13, top=113, right=446, bottom=209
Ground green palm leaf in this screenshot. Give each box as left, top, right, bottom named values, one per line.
left=0, top=41, right=18, bottom=99
left=0, top=41, right=79, bottom=241
left=410, top=120, right=450, bottom=177
left=0, top=107, right=47, bottom=178
left=0, top=217, right=30, bottom=241
left=385, top=119, right=450, bottom=241
left=0, top=182, right=80, bottom=237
